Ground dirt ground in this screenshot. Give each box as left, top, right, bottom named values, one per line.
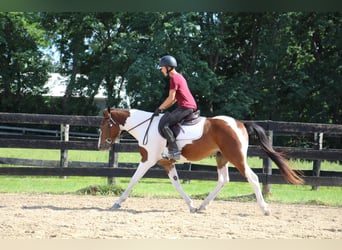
left=0, top=193, right=341, bottom=239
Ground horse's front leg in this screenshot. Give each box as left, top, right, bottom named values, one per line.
left=111, top=161, right=151, bottom=210
left=167, top=166, right=196, bottom=213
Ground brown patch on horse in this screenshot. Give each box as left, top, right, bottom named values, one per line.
left=157, top=159, right=176, bottom=173
left=139, top=146, right=148, bottom=162
left=110, top=109, right=130, bottom=126
left=182, top=118, right=247, bottom=177
left=215, top=151, right=228, bottom=169
left=181, top=120, right=218, bottom=161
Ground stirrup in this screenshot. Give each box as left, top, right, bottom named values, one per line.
left=162, top=151, right=181, bottom=160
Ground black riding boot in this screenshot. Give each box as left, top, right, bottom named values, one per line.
left=162, top=126, right=181, bottom=160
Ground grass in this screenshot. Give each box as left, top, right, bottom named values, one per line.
left=0, top=148, right=341, bottom=206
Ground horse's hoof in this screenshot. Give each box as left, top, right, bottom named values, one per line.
left=264, top=210, right=270, bottom=216
left=198, top=205, right=207, bottom=211
left=189, top=207, right=197, bottom=213
left=110, top=203, right=121, bottom=210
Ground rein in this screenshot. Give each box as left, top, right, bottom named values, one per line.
left=126, top=115, right=153, bottom=133
left=118, top=114, right=155, bottom=145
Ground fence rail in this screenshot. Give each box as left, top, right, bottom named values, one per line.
left=0, top=112, right=341, bottom=188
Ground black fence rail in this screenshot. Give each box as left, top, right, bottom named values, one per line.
left=0, top=112, right=342, bottom=188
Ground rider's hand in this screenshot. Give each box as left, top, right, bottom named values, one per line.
left=153, top=108, right=161, bottom=116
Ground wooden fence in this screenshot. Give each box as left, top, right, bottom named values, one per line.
left=0, top=112, right=342, bottom=189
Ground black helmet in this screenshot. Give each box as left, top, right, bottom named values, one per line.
left=159, top=55, right=177, bottom=67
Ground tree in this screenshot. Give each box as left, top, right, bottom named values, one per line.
left=40, top=12, right=99, bottom=115
left=296, top=12, right=342, bottom=124
left=0, top=12, right=50, bottom=113
left=2, top=12, right=340, bottom=127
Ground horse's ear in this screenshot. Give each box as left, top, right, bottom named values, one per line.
left=107, top=106, right=111, bottom=113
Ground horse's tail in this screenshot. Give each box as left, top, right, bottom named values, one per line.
left=244, top=122, right=304, bottom=185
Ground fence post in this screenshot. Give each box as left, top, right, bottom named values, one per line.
left=107, top=138, right=119, bottom=185
left=262, top=130, right=273, bottom=196
left=312, top=132, right=323, bottom=190
left=60, top=124, right=69, bottom=179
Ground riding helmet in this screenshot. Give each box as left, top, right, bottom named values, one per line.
left=159, top=55, right=177, bottom=67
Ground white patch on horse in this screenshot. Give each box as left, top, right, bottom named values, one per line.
left=213, top=116, right=248, bottom=153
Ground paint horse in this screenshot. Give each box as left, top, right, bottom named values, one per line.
left=98, top=108, right=303, bottom=215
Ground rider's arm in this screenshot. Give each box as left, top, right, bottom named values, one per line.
left=159, top=89, right=177, bottom=111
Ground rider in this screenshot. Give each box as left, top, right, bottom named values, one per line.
left=154, top=55, right=197, bottom=160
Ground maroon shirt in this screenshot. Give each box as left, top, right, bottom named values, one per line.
left=170, top=73, right=197, bottom=110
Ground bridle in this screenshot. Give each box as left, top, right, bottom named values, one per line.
left=103, top=113, right=119, bottom=145
left=104, top=112, right=155, bottom=145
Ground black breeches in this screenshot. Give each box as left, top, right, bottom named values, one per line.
left=163, top=108, right=194, bottom=127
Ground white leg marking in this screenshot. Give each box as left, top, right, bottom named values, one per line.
left=111, top=162, right=151, bottom=209
left=168, top=167, right=196, bottom=213
left=198, top=165, right=229, bottom=211
left=245, top=166, right=270, bottom=215
left=97, top=130, right=102, bottom=149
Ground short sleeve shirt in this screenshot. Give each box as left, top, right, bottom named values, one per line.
left=169, top=73, right=197, bottom=110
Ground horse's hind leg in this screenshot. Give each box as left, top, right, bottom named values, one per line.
left=198, top=152, right=229, bottom=212
left=219, top=145, right=269, bottom=215
left=244, top=166, right=270, bottom=215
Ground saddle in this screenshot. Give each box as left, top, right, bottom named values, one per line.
left=158, top=110, right=202, bottom=139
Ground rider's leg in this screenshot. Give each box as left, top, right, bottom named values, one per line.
left=161, top=108, right=193, bottom=160
left=162, top=125, right=180, bottom=160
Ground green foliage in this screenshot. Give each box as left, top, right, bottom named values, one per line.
left=0, top=12, right=50, bottom=113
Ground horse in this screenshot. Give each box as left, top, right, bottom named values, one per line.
left=98, top=107, right=304, bottom=215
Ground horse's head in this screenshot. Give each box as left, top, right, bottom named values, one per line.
left=98, top=107, right=130, bottom=150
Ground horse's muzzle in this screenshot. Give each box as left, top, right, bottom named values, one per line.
left=98, top=138, right=112, bottom=151
left=98, top=143, right=111, bottom=151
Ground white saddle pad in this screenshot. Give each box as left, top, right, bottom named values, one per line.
left=176, top=117, right=206, bottom=141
